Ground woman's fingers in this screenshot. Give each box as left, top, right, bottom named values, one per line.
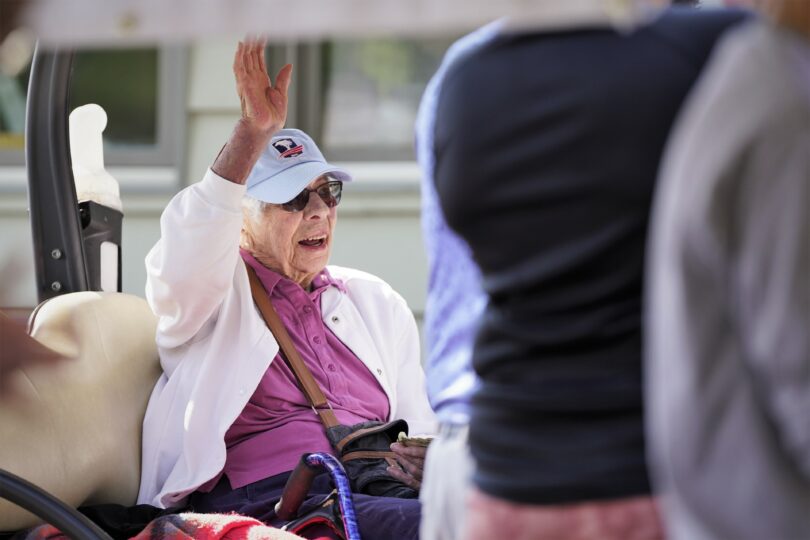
left=248, top=39, right=266, bottom=74
left=274, top=64, right=293, bottom=96
left=402, top=454, right=424, bottom=479
left=390, top=442, right=428, bottom=461
left=235, top=37, right=263, bottom=76
left=249, top=39, right=263, bottom=73
left=387, top=463, right=421, bottom=490
left=233, top=41, right=242, bottom=74
left=257, top=41, right=268, bottom=76
left=232, top=36, right=291, bottom=132
left=386, top=442, right=427, bottom=488
left=241, top=39, right=252, bottom=73
left=267, top=64, right=292, bottom=119
left=390, top=442, right=425, bottom=481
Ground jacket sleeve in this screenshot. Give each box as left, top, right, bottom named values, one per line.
left=145, top=170, right=247, bottom=350
left=390, top=291, right=438, bottom=435
left=735, top=122, right=810, bottom=481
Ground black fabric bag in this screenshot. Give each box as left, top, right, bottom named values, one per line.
left=326, top=419, right=417, bottom=499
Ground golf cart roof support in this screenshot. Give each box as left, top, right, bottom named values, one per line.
left=25, top=46, right=89, bottom=303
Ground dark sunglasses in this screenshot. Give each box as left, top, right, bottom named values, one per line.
left=281, top=180, right=343, bottom=212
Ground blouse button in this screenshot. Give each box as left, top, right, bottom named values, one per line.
left=328, top=364, right=337, bottom=372
left=313, top=336, right=322, bottom=345
left=331, top=316, right=339, bottom=323
left=303, top=306, right=312, bottom=314
left=376, top=368, right=382, bottom=376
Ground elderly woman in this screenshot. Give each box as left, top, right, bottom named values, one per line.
left=136, top=41, right=436, bottom=539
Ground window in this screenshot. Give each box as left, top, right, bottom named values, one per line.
left=0, top=64, right=28, bottom=154
left=0, top=46, right=186, bottom=190
left=274, top=37, right=455, bottom=162
left=70, top=49, right=159, bottom=149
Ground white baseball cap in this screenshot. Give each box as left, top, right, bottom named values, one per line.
left=246, top=128, right=352, bottom=204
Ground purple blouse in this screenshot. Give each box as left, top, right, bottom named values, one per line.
left=210, top=250, right=390, bottom=489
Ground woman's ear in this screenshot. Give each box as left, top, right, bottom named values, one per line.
left=240, top=225, right=253, bottom=251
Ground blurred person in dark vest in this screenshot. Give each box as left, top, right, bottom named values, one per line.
left=424, top=1, right=748, bottom=538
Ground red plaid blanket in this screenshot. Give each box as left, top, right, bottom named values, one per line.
left=17, top=512, right=307, bottom=540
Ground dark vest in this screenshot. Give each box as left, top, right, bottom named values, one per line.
left=433, top=6, right=748, bottom=504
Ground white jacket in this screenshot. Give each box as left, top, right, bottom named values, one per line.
left=138, top=170, right=437, bottom=508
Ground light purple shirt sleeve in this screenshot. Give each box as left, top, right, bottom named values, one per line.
left=415, top=22, right=502, bottom=423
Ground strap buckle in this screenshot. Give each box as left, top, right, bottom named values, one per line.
left=311, top=402, right=335, bottom=417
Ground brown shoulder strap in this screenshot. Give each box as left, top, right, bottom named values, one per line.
left=246, top=264, right=340, bottom=429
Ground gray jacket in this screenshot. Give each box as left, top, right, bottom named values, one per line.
left=646, top=22, right=810, bottom=540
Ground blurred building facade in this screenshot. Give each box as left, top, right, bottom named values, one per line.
left=0, top=38, right=452, bottom=344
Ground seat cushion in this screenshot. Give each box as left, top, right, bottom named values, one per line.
left=0, top=292, right=161, bottom=531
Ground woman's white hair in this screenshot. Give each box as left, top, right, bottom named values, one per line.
left=241, top=195, right=268, bottom=223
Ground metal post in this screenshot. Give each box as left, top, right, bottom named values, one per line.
left=25, top=45, right=88, bottom=303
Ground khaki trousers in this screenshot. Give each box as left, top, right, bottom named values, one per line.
left=419, top=423, right=472, bottom=540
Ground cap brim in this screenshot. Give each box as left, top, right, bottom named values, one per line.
left=246, top=161, right=352, bottom=204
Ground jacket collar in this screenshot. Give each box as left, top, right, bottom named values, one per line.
left=239, top=248, right=346, bottom=296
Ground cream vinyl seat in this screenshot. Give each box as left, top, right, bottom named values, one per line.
left=0, top=292, right=162, bottom=531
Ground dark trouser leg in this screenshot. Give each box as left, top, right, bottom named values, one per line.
left=300, top=472, right=421, bottom=540
left=347, top=493, right=421, bottom=540
left=189, top=472, right=421, bottom=540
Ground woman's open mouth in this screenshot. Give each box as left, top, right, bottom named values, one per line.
left=298, top=234, right=327, bottom=249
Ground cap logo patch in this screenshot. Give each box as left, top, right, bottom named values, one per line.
left=272, top=138, right=304, bottom=159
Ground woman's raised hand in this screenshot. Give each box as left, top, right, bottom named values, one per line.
left=212, top=38, right=293, bottom=184
left=234, top=38, right=292, bottom=135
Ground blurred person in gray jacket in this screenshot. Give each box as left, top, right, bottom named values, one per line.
left=646, top=1, right=810, bottom=538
